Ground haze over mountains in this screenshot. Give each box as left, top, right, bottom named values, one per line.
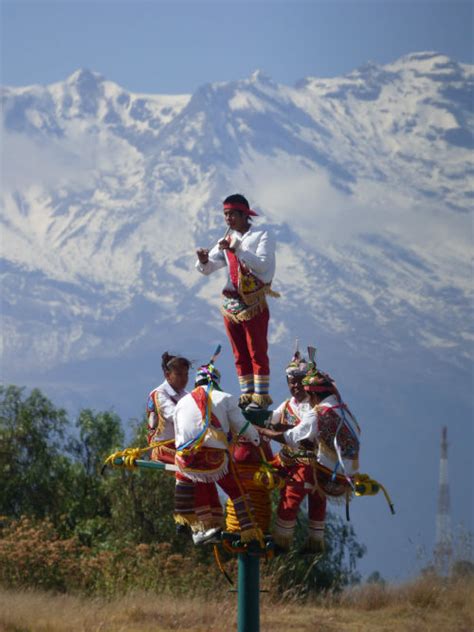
left=1, top=52, right=472, bottom=579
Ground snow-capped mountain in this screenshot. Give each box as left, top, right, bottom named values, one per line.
left=2, top=52, right=472, bottom=377
left=1, top=52, right=473, bottom=580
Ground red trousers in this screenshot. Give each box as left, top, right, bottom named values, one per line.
left=223, top=307, right=270, bottom=395
left=177, top=448, right=258, bottom=534
left=151, top=441, right=223, bottom=529
left=273, top=462, right=327, bottom=548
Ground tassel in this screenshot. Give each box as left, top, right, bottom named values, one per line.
left=239, top=526, right=265, bottom=545
left=174, top=514, right=206, bottom=531
left=239, top=393, right=254, bottom=406
left=251, top=393, right=273, bottom=409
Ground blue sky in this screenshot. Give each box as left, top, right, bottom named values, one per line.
left=1, top=1, right=472, bottom=93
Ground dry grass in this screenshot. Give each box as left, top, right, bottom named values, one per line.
left=0, top=575, right=473, bottom=632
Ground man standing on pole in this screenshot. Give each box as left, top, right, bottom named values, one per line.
left=195, top=194, right=278, bottom=409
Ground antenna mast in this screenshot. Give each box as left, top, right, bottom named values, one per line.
left=434, top=426, right=452, bottom=575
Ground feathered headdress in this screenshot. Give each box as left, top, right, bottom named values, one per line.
left=285, top=339, right=309, bottom=377
left=195, top=344, right=222, bottom=387
left=302, top=346, right=337, bottom=393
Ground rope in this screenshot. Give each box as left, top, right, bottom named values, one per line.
left=102, top=439, right=173, bottom=473
left=227, top=458, right=265, bottom=548
left=253, top=447, right=285, bottom=491
left=226, top=459, right=273, bottom=536
left=213, top=545, right=234, bottom=585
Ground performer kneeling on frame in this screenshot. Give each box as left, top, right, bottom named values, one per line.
left=258, top=346, right=361, bottom=555
left=258, top=347, right=326, bottom=554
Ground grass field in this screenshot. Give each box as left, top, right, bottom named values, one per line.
left=0, top=575, right=473, bottom=632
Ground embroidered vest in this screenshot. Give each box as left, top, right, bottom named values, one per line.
left=222, top=250, right=280, bottom=323
left=146, top=390, right=167, bottom=438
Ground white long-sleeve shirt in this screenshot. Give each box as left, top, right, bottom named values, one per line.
left=270, top=396, right=314, bottom=449
left=174, top=388, right=260, bottom=450
left=147, top=380, right=188, bottom=442
left=195, top=227, right=276, bottom=290
left=283, top=407, right=318, bottom=449
left=271, top=396, right=311, bottom=426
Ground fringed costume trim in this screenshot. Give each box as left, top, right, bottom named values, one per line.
left=239, top=393, right=254, bottom=406
left=173, top=514, right=207, bottom=531
left=220, top=296, right=268, bottom=323
left=251, top=393, right=273, bottom=409
left=239, top=526, right=265, bottom=544
left=175, top=450, right=229, bottom=483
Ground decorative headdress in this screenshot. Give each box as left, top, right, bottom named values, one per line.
left=285, top=339, right=308, bottom=377
left=302, top=346, right=337, bottom=394
left=195, top=344, right=222, bottom=387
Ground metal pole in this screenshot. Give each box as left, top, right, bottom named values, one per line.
left=237, top=551, right=260, bottom=632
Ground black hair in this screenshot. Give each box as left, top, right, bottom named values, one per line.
left=223, top=193, right=252, bottom=225
left=161, top=352, right=191, bottom=374
left=314, top=388, right=334, bottom=400
left=223, top=193, right=250, bottom=208
left=287, top=373, right=305, bottom=381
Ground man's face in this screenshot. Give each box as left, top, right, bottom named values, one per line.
left=224, top=209, right=248, bottom=233
left=166, top=365, right=189, bottom=392
left=287, top=375, right=306, bottom=402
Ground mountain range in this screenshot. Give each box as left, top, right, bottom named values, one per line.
left=1, top=51, right=473, bottom=580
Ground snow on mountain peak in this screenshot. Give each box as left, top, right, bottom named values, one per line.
left=1, top=52, right=472, bottom=381
left=249, top=69, right=273, bottom=84
left=66, top=68, right=105, bottom=86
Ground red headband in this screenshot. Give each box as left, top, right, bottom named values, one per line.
left=223, top=202, right=258, bottom=217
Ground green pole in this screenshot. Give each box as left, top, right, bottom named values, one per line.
left=237, top=551, right=260, bottom=632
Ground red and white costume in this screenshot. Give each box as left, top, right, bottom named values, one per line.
left=146, top=380, right=222, bottom=531
left=147, top=379, right=186, bottom=463
left=271, top=396, right=327, bottom=551
left=174, top=386, right=264, bottom=541
left=195, top=227, right=277, bottom=406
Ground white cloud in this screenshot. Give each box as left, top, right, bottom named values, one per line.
left=231, top=149, right=472, bottom=293
left=1, top=130, right=95, bottom=192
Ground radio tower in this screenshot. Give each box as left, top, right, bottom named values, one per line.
left=434, top=426, right=452, bottom=575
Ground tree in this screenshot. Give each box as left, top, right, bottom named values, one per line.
left=266, top=510, right=366, bottom=597
left=0, top=385, right=72, bottom=522
left=367, top=570, right=386, bottom=586
left=64, top=408, right=125, bottom=542
left=101, top=419, right=189, bottom=551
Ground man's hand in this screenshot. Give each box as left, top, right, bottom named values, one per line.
left=196, top=248, right=209, bottom=264
left=218, top=238, right=236, bottom=252
left=257, top=427, right=283, bottom=440
left=257, top=426, right=286, bottom=445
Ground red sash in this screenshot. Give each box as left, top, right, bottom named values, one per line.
left=226, top=250, right=240, bottom=289
left=191, top=386, right=223, bottom=430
